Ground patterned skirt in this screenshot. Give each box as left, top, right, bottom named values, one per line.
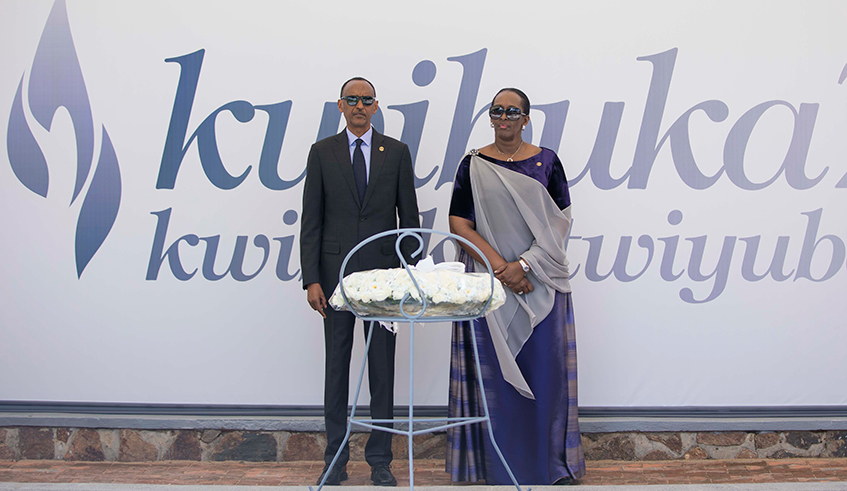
left=445, top=291, right=585, bottom=485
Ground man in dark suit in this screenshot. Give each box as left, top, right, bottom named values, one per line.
left=300, top=77, right=420, bottom=486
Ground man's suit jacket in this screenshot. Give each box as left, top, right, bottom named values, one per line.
left=300, top=129, right=420, bottom=297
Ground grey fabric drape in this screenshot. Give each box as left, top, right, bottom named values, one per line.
left=468, top=153, right=572, bottom=399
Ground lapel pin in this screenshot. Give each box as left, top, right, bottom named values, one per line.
left=379, top=146, right=385, bottom=152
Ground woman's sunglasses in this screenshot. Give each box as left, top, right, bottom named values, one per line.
left=342, top=95, right=376, bottom=106
left=489, top=105, right=526, bottom=121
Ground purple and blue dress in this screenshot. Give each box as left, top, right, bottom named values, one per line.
left=446, top=148, right=586, bottom=485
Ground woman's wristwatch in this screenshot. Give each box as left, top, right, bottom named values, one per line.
left=518, top=258, right=530, bottom=273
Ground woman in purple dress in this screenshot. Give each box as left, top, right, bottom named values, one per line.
left=446, top=88, right=585, bottom=485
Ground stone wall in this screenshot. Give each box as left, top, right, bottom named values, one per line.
left=1, top=428, right=846, bottom=462
left=0, top=427, right=447, bottom=462
left=582, top=431, right=847, bottom=460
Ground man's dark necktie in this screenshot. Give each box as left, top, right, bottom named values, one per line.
left=352, top=138, right=367, bottom=204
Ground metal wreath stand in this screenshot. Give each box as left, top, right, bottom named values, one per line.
left=310, top=228, right=526, bottom=491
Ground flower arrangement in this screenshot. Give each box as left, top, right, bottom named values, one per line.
left=328, top=266, right=506, bottom=318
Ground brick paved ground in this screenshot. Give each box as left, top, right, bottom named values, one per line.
left=1, top=458, right=847, bottom=486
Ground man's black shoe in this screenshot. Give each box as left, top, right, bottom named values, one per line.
left=370, top=462, right=397, bottom=486
left=316, top=464, right=347, bottom=486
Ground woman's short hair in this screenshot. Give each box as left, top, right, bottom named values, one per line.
left=491, top=87, right=530, bottom=114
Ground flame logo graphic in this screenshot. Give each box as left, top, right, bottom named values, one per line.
left=6, top=0, right=121, bottom=278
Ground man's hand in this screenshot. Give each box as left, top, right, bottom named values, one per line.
left=306, top=283, right=327, bottom=319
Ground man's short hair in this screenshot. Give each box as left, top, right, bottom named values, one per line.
left=340, top=77, right=376, bottom=98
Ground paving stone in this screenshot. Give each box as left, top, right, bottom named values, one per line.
left=583, top=434, right=636, bottom=460
left=642, top=449, right=674, bottom=460
left=169, top=431, right=201, bottom=461
left=54, top=428, right=73, bottom=459
left=391, top=433, right=446, bottom=460
left=735, top=448, right=758, bottom=459
left=391, top=434, right=410, bottom=460
left=582, top=432, right=601, bottom=442
left=64, top=429, right=105, bottom=461
left=697, top=431, right=747, bottom=446
left=346, top=432, right=367, bottom=461
left=786, top=431, right=822, bottom=450
left=200, top=429, right=221, bottom=444
left=755, top=432, right=781, bottom=449
left=143, top=431, right=176, bottom=459
left=0, top=428, right=16, bottom=460
left=684, top=446, right=709, bottom=460
left=646, top=432, right=683, bottom=453
left=19, top=427, right=54, bottom=460
left=0, top=445, right=15, bottom=460
left=100, top=429, right=121, bottom=461
left=413, top=433, right=447, bottom=459
left=825, top=431, right=847, bottom=458
left=56, top=428, right=71, bottom=444
left=770, top=449, right=802, bottom=459
left=211, top=431, right=276, bottom=462
left=282, top=432, right=324, bottom=461
left=119, top=430, right=157, bottom=462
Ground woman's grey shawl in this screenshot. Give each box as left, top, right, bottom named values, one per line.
left=468, top=153, right=572, bottom=399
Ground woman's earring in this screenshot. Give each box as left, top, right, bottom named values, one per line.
left=522, top=125, right=526, bottom=131
left=490, top=122, right=495, bottom=128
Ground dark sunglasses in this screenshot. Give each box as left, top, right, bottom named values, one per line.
left=342, top=95, right=375, bottom=106
left=489, top=105, right=525, bottom=120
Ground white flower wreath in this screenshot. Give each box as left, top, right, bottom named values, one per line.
left=328, top=258, right=506, bottom=318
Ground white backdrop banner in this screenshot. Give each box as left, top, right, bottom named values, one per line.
left=1, top=0, right=846, bottom=408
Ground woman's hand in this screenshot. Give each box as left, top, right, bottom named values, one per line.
left=495, top=261, right=526, bottom=289
left=510, top=277, right=534, bottom=296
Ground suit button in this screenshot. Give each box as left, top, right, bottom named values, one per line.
left=360, top=217, right=366, bottom=221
